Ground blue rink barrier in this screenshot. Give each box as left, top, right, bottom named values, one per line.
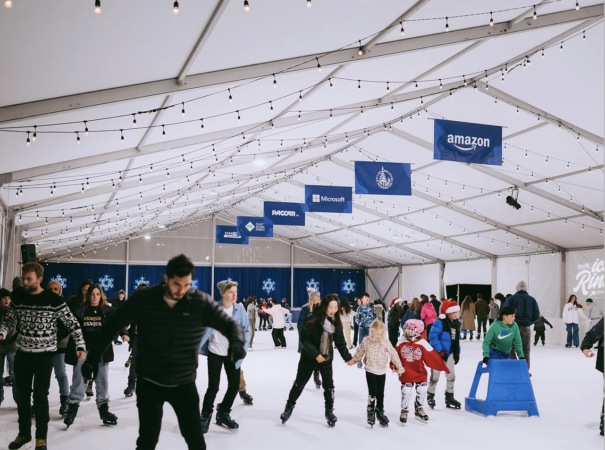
left=465, top=360, right=539, bottom=417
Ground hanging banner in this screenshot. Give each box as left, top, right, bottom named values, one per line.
left=305, top=185, right=352, bottom=213
left=216, top=226, right=249, bottom=244
left=263, top=202, right=307, bottom=226
left=354, top=161, right=411, bottom=195
left=236, top=216, right=273, bottom=237
left=433, top=119, right=503, bottom=166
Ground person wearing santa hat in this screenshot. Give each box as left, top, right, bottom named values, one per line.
left=387, top=299, right=404, bottom=347
left=427, top=300, right=462, bottom=410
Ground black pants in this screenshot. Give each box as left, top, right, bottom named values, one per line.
left=259, top=315, right=268, bottom=330
left=272, top=328, right=286, bottom=347
left=353, top=322, right=359, bottom=346
left=425, top=323, right=433, bottom=342
left=365, top=372, right=386, bottom=410
left=477, top=318, right=488, bottom=335
left=287, top=357, right=334, bottom=408
left=388, top=327, right=399, bottom=347
left=489, top=319, right=495, bottom=325
left=129, top=337, right=138, bottom=383
left=202, top=352, right=240, bottom=414
left=136, top=378, right=205, bottom=450
left=534, top=329, right=545, bottom=344
left=14, top=351, right=54, bottom=439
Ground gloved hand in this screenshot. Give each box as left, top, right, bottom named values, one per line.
left=229, top=341, right=247, bottom=362
left=81, top=360, right=98, bottom=381
left=439, top=350, right=447, bottom=361
left=519, top=356, right=525, bottom=360
left=482, top=357, right=489, bottom=366
left=454, top=355, right=460, bottom=365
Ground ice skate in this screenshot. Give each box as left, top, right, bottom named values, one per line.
left=239, top=390, right=253, bottom=405
left=59, top=395, right=68, bottom=417
left=399, top=408, right=408, bottom=424
left=4, top=375, right=12, bottom=386
left=376, top=409, right=389, bottom=426
left=445, top=392, right=461, bottom=409
left=280, top=402, right=295, bottom=424
left=325, top=407, right=337, bottom=427
left=313, top=370, right=322, bottom=389
left=99, top=403, right=117, bottom=425
left=200, top=411, right=212, bottom=434
left=216, top=407, right=239, bottom=431
left=124, top=380, right=136, bottom=398
left=85, top=380, right=94, bottom=398
left=63, top=403, right=79, bottom=428
left=8, top=435, right=31, bottom=450
left=415, top=400, right=429, bottom=423
left=427, top=392, right=436, bottom=409
left=366, top=396, right=376, bottom=427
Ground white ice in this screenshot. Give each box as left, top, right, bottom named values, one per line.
left=0, top=330, right=602, bottom=449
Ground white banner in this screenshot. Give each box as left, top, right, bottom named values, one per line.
left=566, top=249, right=604, bottom=303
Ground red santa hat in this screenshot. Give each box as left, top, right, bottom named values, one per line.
left=390, top=298, right=402, bottom=308
left=439, top=300, right=460, bottom=319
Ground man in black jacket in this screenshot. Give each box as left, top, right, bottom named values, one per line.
left=82, top=255, right=246, bottom=450
left=581, top=318, right=603, bottom=436
left=429, top=295, right=441, bottom=318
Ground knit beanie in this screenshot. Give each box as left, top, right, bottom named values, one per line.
left=439, top=300, right=460, bottom=319
left=0, top=288, right=11, bottom=299
left=586, top=298, right=593, bottom=303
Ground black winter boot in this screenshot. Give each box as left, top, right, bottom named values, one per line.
left=216, top=405, right=239, bottom=431
left=280, top=401, right=295, bottom=424
left=324, top=388, right=337, bottom=426
left=239, top=390, right=253, bottom=405
left=325, top=407, right=337, bottom=426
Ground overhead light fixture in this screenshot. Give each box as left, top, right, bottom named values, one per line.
left=94, top=0, right=101, bottom=14
left=144, top=234, right=151, bottom=240
left=5, top=0, right=12, bottom=8
left=505, top=187, right=521, bottom=210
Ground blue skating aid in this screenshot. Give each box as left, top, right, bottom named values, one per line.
left=465, top=360, right=539, bottom=417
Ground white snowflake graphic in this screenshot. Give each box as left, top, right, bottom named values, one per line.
left=99, top=274, right=114, bottom=291
left=51, top=274, right=67, bottom=289
left=134, top=276, right=150, bottom=289
left=191, top=280, right=199, bottom=289
left=306, top=278, right=320, bottom=291
left=262, top=278, right=276, bottom=295
left=342, top=279, right=356, bottom=294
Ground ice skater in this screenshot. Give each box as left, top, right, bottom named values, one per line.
left=580, top=318, right=603, bottom=436
left=298, top=288, right=322, bottom=388
left=395, top=319, right=449, bottom=424
left=352, top=320, right=404, bottom=427
left=280, top=294, right=355, bottom=427
left=262, top=297, right=289, bottom=349
left=482, top=306, right=524, bottom=365
left=355, top=293, right=377, bottom=368
left=533, top=315, right=553, bottom=346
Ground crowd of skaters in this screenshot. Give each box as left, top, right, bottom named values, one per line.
left=0, top=255, right=602, bottom=450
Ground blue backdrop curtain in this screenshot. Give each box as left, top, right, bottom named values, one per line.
left=42, top=263, right=126, bottom=300
left=128, top=265, right=211, bottom=294
left=293, top=268, right=366, bottom=307
left=213, top=267, right=291, bottom=302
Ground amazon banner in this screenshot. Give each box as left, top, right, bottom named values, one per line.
left=236, top=216, right=273, bottom=238
left=216, top=225, right=249, bottom=244
left=434, top=119, right=502, bottom=166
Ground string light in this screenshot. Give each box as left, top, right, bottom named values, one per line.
left=400, top=22, right=404, bottom=35
left=173, top=1, right=179, bottom=14
left=445, top=17, right=449, bottom=31
left=132, top=114, right=137, bottom=127
left=329, top=78, right=333, bottom=89
left=307, top=0, right=311, bottom=7
left=181, top=102, right=185, bottom=117
left=120, top=129, right=124, bottom=142
left=489, top=12, right=493, bottom=26
left=162, top=125, right=166, bottom=137
left=200, top=118, right=204, bottom=130
left=94, top=0, right=101, bottom=14
left=84, top=121, right=89, bottom=136
left=5, top=1, right=12, bottom=8
left=32, top=126, right=37, bottom=142
left=576, top=2, right=580, bottom=10
left=244, top=0, right=250, bottom=12
left=316, top=58, right=321, bottom=72
left=77, top=132, right=81, bottom=144
left=533, top=5, right=537, bottom=20
left=358, top=80, right=361, bottom=90
left=26, top=132, right=30, bottom=146
left=358, top=40, right=363, bottom=56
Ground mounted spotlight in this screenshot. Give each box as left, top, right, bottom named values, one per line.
left=506, top=187, right=521, bottom=210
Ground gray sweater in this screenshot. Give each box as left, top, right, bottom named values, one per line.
left=489, top=303, right=500, bottom=320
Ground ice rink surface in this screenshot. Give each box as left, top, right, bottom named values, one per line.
left=0, top=328, right=602, bottom=449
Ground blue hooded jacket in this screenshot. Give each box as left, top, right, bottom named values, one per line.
left=503, top=290, right=540, bottom=327
left=429, top=318, right=462, bottom=357
left=199, top=300, right=250, bottom=369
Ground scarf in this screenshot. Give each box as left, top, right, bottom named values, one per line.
left=441, top=317, right=460, bottom=360
left=319, top=319, right=335, bottom=359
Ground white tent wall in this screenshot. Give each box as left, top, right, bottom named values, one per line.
left=443, top=259, right=492, bottom=287
left=366, top=266, right=399, bottom=302
left=400, top=263, right=440, bottom=302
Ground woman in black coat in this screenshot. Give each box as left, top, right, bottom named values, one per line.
left=280, top=294, right=355, bottom=427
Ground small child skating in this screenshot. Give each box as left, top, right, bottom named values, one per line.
left=353, top=320, right=405, bottom=427
left=533, top=315, right=553, bottom=346
left=395, top=319, right=449, bottom=424
left=482, top=306, right=524, bottom=365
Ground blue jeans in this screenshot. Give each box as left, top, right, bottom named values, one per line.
left=53, top=353, right=69, bottom=397
left=566, top=323, right=579, bottom=346
left=67, top=357, right=109, bottom=408
left=489, top=347, right=510, bottom=360
left=358, top=326, right=370, bottom=345
left=0, top=347, right=18, bottom=402
left=285, top=313, right=293, bottom=329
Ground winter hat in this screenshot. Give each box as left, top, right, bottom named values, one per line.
left=217, top=280, right=238, bottom=295
left=500, top=306, right=517, bottom=317
left=390, top=298, right=402, bottom=308
left=439, top=300, right=460, bottom=319
left=586, top=298, right=594, bottom=303
left=308, top=288, right=319, bottom=300
left=0, top=288, right=11, bottom=299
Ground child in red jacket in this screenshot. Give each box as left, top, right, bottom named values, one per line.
left=395, top=319, right=449, bottom=424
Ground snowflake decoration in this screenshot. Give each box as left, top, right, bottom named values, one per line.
left=99, top=274, right=114, bottom=291
left=191, top=280, right=199, bottom=289
left=342, top=279, right=356, bottom=294
left=51, top=274, right=67, bottom=289
left=306, top=278, right=320, bottom=291
left=227, top=277, right=233, bottom=282
left=262, top=278, right=276, bottom=295
left=134, top=276, right=150, bottom=290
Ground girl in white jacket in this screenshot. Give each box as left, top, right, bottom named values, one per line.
left=562, top=295, right=584, bottom=348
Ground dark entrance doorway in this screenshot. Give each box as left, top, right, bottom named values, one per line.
left=445, top=284, right=492, bottom=304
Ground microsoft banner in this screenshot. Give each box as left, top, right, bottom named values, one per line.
left=236, top=216, right=274, bottom=238
left=216, top=225, right=249, bottom=244
left=434, top=119, right=503, bottom=166
left=305, top=185, right=352, bottom=213
left=263, top=202, right=307, bottom=226
left=354, top=161, right=411, bottom=195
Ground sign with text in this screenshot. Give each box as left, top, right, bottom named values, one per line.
left=263, top=202, right=307, bottom=226
left=434, top=119, right=503, bottom=166
left=216, top=226, right=249, bottom=244
left=236, top=216, right=274, bottom=238
left=305, top=185, right=352, bottom=213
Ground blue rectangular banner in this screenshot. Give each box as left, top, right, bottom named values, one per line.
left=263, top=202, right=307, bottom=226
left=354, top=161, right=411, bottom=195
left=216, top=226, right=249, bottom=245
left=305, top=185, right=352, bottom=213
left=236, top=216, right=274, bottom=238
left=433, top=119, right=502, bottom=166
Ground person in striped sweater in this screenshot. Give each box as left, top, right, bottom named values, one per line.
left=0, top=262, right=86, bottom=450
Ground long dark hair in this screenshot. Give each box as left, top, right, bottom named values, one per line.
left=339, top=297, right=351, bottom=315
left=85, top=283, right=109, bottom=309
left=68, top=279, right=93, bottom=308
left=461, top=295, right=473, bottom=311
left=303, top=294, right=343, bottom=334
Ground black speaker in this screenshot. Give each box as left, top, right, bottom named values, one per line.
left=21, top=244, right=36, bottom=263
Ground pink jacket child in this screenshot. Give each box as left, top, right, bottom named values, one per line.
left=421, top=302, right=437, bottom=326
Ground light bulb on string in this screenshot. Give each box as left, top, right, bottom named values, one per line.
left=400, top=21, right=404, bottom=35
left=162, top=125, right=166, bottom=137
left=237, top=110, right=240, bottom=121
left=307, top=0, right=311, bottom=7
left=358, top=40, right=363, bottom=56
left=94, top=0, right=101, bottom=14
left=120, top=129, right=124, bottom=142
left=32, top=126, right=37, bottom=142
left=576, top=1, right=580, bottom=10
left=76, top=132, right=81, bottom=144
left=316, top=58, right=321, bottom=71
left=181, top=102, right=185, bottom=117
left=583, top=31, right=586, bottom=41
left=26, top=132, right=30, bottom=146
left=84, top=121, right=89, bottom=136
left=533, top=5, right=537, bottom=20
left=228, top=88, right=233, bottom=103
left=489, top=12, right=493, bottom=26
left=560, top=42, right=563, bottom=51
left=445, top=17, right=449, bottom=31
left=200, top=118, right=204, bottom=130
left=5, top=0, right=12, bottom=8
left=244, top=0, right=250, bottom=12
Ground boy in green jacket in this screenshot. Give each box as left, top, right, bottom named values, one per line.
left=482, top=306, right=524, bottom=365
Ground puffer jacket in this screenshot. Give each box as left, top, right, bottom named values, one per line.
left=562, top=303, right=581, bottom=324
left=420, top=302, right=437, bottom=326
left=429, top=317, right=461, bottom=358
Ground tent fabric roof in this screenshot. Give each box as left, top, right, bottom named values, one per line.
left=0, top=0, right=603, bottom=268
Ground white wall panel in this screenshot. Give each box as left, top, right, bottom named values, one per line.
left=529, top=253, right=561, bottom=319
left=496, top=256, right=529, bottom=296
left=367, top=267, right=398, bottom=301
left=443, top=259, right=492, bottom=286
left=400, top=264, right=439, bottom=302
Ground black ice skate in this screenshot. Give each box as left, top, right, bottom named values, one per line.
left=376, top=409, right=389, bottom=426
left=63, top=403, right=79, bottom=428
left=415, top=400, right=429, bottom=423
left=445, top=392, right=461, bottom=409
left=4, top=375, right=12, bottom=386
left=200, top=411, right=212, bottom=434
left=239, top=390, right=253, bottom=405
left=0, top=390, right=4, bottom=407
left=216, top=407, right=239, bottom=431
left=325, top=407, right=337, bottom=427
left=399, top=408, right=408, bottom=424
left=59, top=395, right=68, bottom=417
left=366, top=396, right=376, bottom=427
left=280, top=402, right=295, bottom=424
left=86, top=380, right=94, bottom=398
left=124, top=380, right=136, bottom=398
left=313, top=370, right=322, bottom=389
left=99, top=403, right=117, bottom=425
left=8, top=435, right=31, bottom=450
left=427, top=392, right=436, bottom=409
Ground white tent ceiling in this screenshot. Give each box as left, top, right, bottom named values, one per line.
left=0, top=0, right=603, bottom=268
